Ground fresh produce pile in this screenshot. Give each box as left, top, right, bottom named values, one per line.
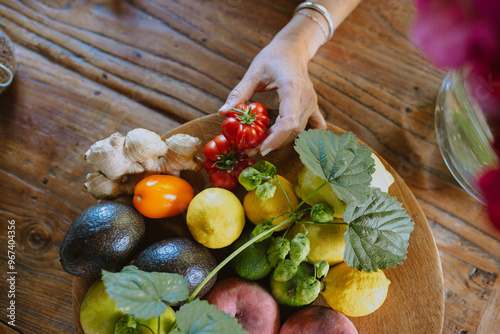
left=60, top=103, right=414, bottom=334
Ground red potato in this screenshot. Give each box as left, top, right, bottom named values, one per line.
left=204, top=277, right=280, bottom=334
left=280, top=305, right=358, bottom=334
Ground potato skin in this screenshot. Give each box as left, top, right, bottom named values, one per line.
left=279, top=305, right=358, bottom=334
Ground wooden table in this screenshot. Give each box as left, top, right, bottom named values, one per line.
left=0, top=0, right=499, bottom=333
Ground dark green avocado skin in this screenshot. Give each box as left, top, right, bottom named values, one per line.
left=134, top=237, right=218, bottom=304
left=59, top=201, right=145, bottom=278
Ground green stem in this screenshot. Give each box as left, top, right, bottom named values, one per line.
left=187, top=216, right=296, bottom=302
left=231, top=106, right=256, bottom=124
left=273, top=177, right=295, bottom=213
left=310, top=256, right=318, bottom=278
left=157, top=315, right=160, bottom=334
left=167, top=322, right=178, bottom=333
left=283, top=221, right=294, bottom=238
left=137, top=323, right=155, bottom=334
left=299, top=220, right=348, bottom=226
left=187, top=173, right=337, bottom=303
left=294, top=180, right=329, bottom=211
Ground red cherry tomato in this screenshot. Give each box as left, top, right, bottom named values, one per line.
left=203, top=135, right=255, bottom=190
left=221, top=102, right=270, bottom=149
left=133, top=174, right=194, bottom=219
left=209, top=169, right=238, bottom=190
left=203, top=134, right=232, bottom=161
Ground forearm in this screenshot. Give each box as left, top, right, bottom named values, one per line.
left=272, top=0, right=362, bottom=61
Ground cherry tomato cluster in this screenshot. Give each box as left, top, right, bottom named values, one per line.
left=204, top=102, right=270, bottom=190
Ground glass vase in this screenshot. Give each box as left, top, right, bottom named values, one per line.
left=435, top=71, right=499, bottom=202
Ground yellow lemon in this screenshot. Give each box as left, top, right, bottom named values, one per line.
left=294, top=155, right=394, bottom=219
left=294, top=167, right=347, bottom=218
left=287, top=220, right=346, bottom=265
left=243, top=175, right=299, bottom=231
left=186, top=187, right=245, bottom=249
left=321, top=262, right=390, bottom=317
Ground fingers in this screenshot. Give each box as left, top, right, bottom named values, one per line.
left=309, top=109, right=327, bottom=129
left=260, top=90, right=326, bottom=156
left=260, top=120, right=298, bottom=156
left=218, top=70, right=260, bottom=116
left=260, top=83, right=304, bottom=155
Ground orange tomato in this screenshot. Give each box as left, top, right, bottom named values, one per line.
left=133, top=174, right=194, bottom=219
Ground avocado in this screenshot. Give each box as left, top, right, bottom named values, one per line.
left=59, top=201, right=145, bottom=277
left=133, top=237, right=218, bottom=304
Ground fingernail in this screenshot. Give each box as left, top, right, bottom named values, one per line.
left=246, top=148, right=259, bottom=157
left=219, top=102, right=230, bottom=112
left=261, top=148, right=272, bottom=156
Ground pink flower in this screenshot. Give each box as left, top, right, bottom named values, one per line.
left=412, top=0, right=500, bottom=230
left=478, top=169, right=500, bottom=231
left=411, top=0, right=500, bottom=116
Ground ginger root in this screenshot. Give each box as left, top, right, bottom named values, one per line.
left=84, top=128, right=203, bottom=199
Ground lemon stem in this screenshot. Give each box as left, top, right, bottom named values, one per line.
left=187, top=216, right=296, bottom=302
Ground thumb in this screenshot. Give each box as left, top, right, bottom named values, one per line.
left=218, top=71, right=260, bottom=116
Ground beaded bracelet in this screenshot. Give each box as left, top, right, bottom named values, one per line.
left=294, top=2, right=334, bottom=43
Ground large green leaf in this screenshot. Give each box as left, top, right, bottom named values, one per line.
left=294, top=130, right=375, bottom=205
left=343, top=188, right=415, bottom=272
left=102, top=265, right=189, bottom=320
left=173, top=299, right=247, bottom=334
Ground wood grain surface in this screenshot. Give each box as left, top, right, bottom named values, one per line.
left=0, top=0, right=499, bottom=333
left=72, top=114, right=445, bottom=333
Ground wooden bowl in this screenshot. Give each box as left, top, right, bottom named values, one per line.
left=73, top=113, right=444, bottom=333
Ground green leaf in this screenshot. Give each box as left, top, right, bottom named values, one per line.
left=114, top=315, right=142, bottom=334
left=238, top=167, right=263, bottom=191
left=314, top=260, right=329, bottom=279
left=296, top=276, right=321, bottom=305
left=175, top=299, right=247, bottom=334
left=343, top=188, right=415, bottom=272
left=256, top=182, right=276, bottom=201
left=289, top=233, right=310, bottom=266
left=267, top=236, right=290, bottom=267
left=251, top=220, right=275, bottom=242
left=103, top=265, right=189, bottom=320
left=273, top=259, right=297, bottom=282
left=310, top=203, right=335, bottom=223
left=294, top=129, right=375, bottom=205
left=253, top=160, right=277, bottom=177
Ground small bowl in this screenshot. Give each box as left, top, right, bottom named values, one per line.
left=0, top=29, right=16, bottom=94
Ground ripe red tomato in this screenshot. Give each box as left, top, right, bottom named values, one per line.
left=221, top=102, right=270, bottom=149
left=203, top=134, right=255, bottom=190
left=203, top=134, right=232, bottom=162
left=133, top=174, right=194, bottom=219
left=208, top=169, right=238, bottom=190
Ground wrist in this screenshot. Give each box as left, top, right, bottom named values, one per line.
left=272, top=13, right=326, bottom=61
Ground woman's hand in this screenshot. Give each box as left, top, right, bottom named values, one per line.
left=218, top=15, right=327, bottom=156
